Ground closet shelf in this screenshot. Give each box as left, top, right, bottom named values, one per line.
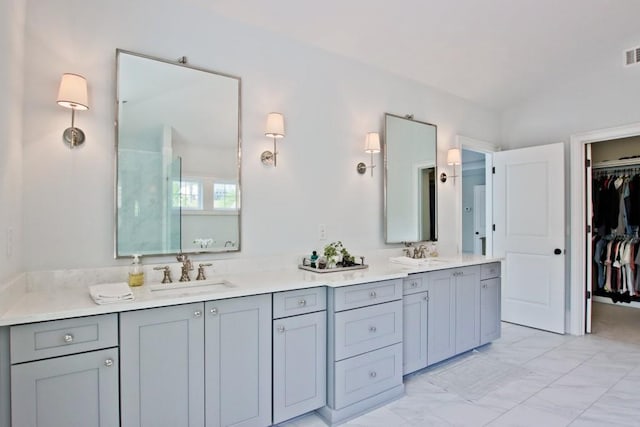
left=592, top=158, right=640, bottom=170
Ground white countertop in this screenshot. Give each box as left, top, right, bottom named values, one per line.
left=0, top=255, right=501, bottom=327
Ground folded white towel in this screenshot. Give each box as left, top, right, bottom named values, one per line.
left=89, top=282, right=134, bottom=305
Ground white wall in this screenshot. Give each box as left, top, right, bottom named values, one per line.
left=20, top=0, right=499, bottom=271
left=501, top=65, right=640, bottom=148
left=0, top=0, right=25, bottom=283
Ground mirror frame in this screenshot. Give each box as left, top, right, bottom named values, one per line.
left=113, top=49, right=242, bottom=258
left=384, top=113, right=438, bottom=243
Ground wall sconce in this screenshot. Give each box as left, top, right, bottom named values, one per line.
left=356, top=132, right=381, bottom=177
left=261, top=112, right=285, bottom=166
left=57, top=73, right=89, bottom=148
left=440, top=148, right=461, bottom=183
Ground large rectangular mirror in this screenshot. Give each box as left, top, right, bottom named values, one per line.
left=385, top=113, right=437, bottom=243
left=115, top=50, right=241, bottom=257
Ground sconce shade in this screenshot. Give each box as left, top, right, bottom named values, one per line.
left=265, top=112, right=285, bottom=138
left=447, top=148, right=461, bottom=165
left=57, top=73, right=89, bottom=110
left=365, top=132, right=381, bottom=153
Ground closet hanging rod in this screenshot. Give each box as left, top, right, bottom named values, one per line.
left=592, top=158, right=640, bottom=170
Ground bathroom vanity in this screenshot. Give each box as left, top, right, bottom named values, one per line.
left=0, top=257, right=501, bottom=427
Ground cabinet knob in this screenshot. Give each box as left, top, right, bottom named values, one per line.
left=210, top=307, right=218, bottom=315
left=424, top=296, right=429, bottom=301
left=411, top=282, right=417, bottom=288
left=298, top=299, right=307, bottom=306
left=194, top=310, right=202, bottom=318
left=369, top=291, right=377, bottom=298
left=104, top=358, right=114, bottom=367
left=63, top=334, right=74, bottom=344
left=277, top=325, right=285, bottom=333
left=369, top=371, right=377, bottom=378
left=369, top=326, right=377, bottom=333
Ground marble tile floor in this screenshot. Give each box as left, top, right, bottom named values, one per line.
left=281, top=321, right=640, bottom=427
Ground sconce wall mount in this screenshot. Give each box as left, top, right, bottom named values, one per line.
left=262, top=112, right=285, bottom=166
left=57, top=73, right=89, bottom=149
left=356, top=132, right=381, bottom=177
left=440, top=148, right=461, bottom=183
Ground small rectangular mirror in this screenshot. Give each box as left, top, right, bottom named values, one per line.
left=385, top=113, right=438, bottom=243
left=115, top=50, right=242, bottom=257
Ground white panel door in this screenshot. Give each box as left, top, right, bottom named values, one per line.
left=493, top=142, right=565, bottom=334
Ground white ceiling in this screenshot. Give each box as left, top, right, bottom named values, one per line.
left=205, top=0, right=640, bottom=111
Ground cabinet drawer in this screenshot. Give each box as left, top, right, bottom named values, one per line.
left=333, top=279, right=402, bottom=311
left=10, top=313, right=118, bottom=364
left=403, top=276, right=425, bottom=295
left=333, top=300, right=402, bottom=361
left=480, top=262, right=501, bottom=280
left=333, top=343, right=403, bottom=409
left=273, top=287, right=326, bottom=319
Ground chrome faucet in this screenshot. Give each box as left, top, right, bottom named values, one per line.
left=153, top=265, right=173, bottom=283
left=196, top=263, right=213, bottom=280
left=176, top=253, right=193, bottom=282
left=224, top=240, right=234, bottom=248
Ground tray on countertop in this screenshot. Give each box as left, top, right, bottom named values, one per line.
left=298, top=263, right=368, bottom=273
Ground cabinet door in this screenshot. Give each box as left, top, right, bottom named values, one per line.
left=120, top=303, right=205, bottom=427
left=480, top=278, right=502, bottom=344
left=402, top=291, right=428, bottom=375
left=455, top=266, right=481, bottom=354
left=426, top=270, right=456, bottom=365
left=11, top=348, right=119, bottom=427
left=273, top=310, right=326, bottom=424
left=205, top=294, right=272, bottom=427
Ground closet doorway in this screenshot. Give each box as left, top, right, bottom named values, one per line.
left=587, top=136, right=640, bottom=341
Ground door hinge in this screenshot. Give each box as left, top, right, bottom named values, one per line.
left=492, top=166, right=496, bottom=174
left=492, top=224, right=496, bottom=231
left=587, top=225, right=591, bottom=233
left=586, top=291, right=591, bottom=299
left=586, top=159, right=591, bottom=168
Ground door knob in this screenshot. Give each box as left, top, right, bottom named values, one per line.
left=554, top=248, right=562, bottom=255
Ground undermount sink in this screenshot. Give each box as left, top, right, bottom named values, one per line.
left=149, top=279, right=235, bottom=292
left=389, top=256, right=449, bottom=267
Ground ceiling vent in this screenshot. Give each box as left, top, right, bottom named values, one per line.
left=625, top=47, right=640, bottom=66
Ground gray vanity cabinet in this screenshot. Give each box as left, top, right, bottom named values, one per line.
left=454, top=266, right=481, bottom=354
left=425, top=269, right=457, bottom=365
left=402, top=276, right=429, bottom=375
left=120, top=294, right=271, bottom=427
left=425, top=265, right=482, bottom=366
left=320, top=279, right=404, bottom=425
left=11, top=349, right=120, bottom=427
left=9, top=314, right=119, bottom=427
left=480, top=263, right=502, bottom=345
left=120, top=302, right=205, bottom=427
left=272, top=288, right=327, bottom=425
left=205, top=294, right=272, bottom=427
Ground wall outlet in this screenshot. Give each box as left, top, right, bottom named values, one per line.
left=318, top=224, right=327, bottom=240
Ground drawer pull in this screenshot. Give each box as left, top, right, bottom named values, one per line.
left=210, top=307, right=218, bottom=315
left=277, top=325, right=285, bottom=333
left=369, top=371, right=377, bottom=378
left=369, top=326, right=377, bottom=333
left=298, top=299, right=307, bottom=306
left=369, top=291, right=377, bottom=298
left=194, top=310, right=202, bottom=318
left=104, top=358, right=114, bottom=367
left=411, top=282, right=417, bottom=288
left=63, top=334, right=74, bottom=344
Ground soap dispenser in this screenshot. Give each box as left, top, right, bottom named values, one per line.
left=128, top=254, right=145, bottom=287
